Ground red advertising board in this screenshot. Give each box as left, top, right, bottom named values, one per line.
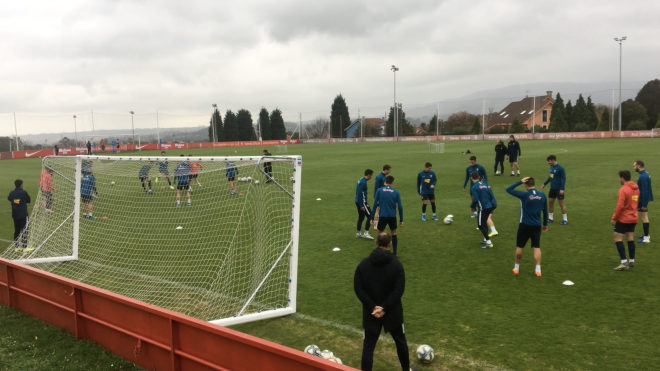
left=12, top=149, right=56, bottom=159
left=1, top=151, right=14, bottom=160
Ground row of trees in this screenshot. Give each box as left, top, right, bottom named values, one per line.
left=208, top=108, right=287, bottom=142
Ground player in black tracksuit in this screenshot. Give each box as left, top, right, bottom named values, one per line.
left=354, top=233, right=415, bottom=371
left=507, top=135, right=522, bottom=176
left=262, top=150, right=273, bottom=183
left=7, top=179, right=31, bottom=251
left=494, top=140, right=507, bottom=175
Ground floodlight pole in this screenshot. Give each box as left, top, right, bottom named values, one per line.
left=614, top=36, right=626, bottom=131
left=391, top=65, right=399, bottom=139
left=211, top=104, right=218, bottom=142
left=13, top=112, right=18, bottom=150
left=73, top=115, right=78, bottom=146
left=129, top=111, right=135, bottom=144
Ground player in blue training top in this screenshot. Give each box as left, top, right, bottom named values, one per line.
left=156, top=151, right=174, bottom=189
left=507, top=134, right=522, bottom=176
left=373, top=164, right=391, bottom=200
left=463, top=156, right=488, bottom=218
left=139, top=162, right=154, bottom=194
left=373, top=175, right=404, bottom=256
left=507, top=177, right=548, bottom=277
left=470, top=172, right=498, bottom=249
left=226, top=161, right=238, bottom=195
left=541, top=155, right=567, bottom=225
left=634, top=160, right=653, bottom=243
left=80, top=171, right=98, bottom=219
left=417, top=162, right=437, bottom=221
left=355, top=169, right=374, bottom=240
left=174, top=158, right=191, bottom=207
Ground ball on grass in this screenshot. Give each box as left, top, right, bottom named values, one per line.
left=254, top=180, right=260, bottom=185
left=416, top=344, right=434, bottom=364
left=444, top=215, right=453, bottom=224
left=320, top=350, right=333, bottom=359
left=304, top=345, right=321, bottom=357
left=328, top=357, right=343, bottom=365
left=110, top=181, right=115, bottom=186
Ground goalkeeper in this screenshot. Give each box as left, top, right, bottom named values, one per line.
left=139, top=162, right=154, bottom=194
left=174, top=160, right=191, bottom=207
left=156, top=151, right=174, bottom=189
left=81, top=171, right=98, bottom=219
left=226, top=161, right=238, bottom=195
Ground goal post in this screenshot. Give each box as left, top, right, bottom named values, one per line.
left=652, top=128, right=660, bottom=138
left=275, top=145, right=288, bottom=153
left=1, top=154, right=302, bottom=326
left=429, top=143, right=445, bottom=153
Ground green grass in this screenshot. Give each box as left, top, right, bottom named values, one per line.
left=2, top=140, right=660, bottom=370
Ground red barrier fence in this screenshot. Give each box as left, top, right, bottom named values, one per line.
left=0, top=258, right=353, bottom=371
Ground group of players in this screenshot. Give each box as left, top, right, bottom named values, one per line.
left=355, top=144, right=653, bottom=274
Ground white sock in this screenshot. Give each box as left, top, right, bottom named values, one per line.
left=486, top=239, right=492, bottom=245
left=177, top=200, right=180, bottom=205
left=490, top=226, right=497, bottom=233
left=473, top=211, right=477, bottom=215
left=535, top=265, right=541, bottom=272
left=88, top=212, right=92, bottom=217
left=630, top=259, right=635, bottom=263
left=621, top=259, right=627, bottom=264
left=549, top=213, right=553, bottom=220
left=511, top=171, right=514, bottom=174
left=517, top=170, right=520, bottom=174
left=433, top=213, right=436, bottom=216
left=188, top=199, right=191, bottom=204
left=514, top=264, right=520, bottom=270
left=563, top=214, right=567, bottom=221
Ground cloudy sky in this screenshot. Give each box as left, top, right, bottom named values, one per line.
left=1, top=0, right=658, bottom=135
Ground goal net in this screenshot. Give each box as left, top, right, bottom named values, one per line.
left=1, top=155, right=301, bottom=326
left=429, top=143, right=445, bottom=153
left=652, top=128, right=660, bottom=138
left=275, top=145, right=288, bottom=153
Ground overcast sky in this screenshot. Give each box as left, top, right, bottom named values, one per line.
left=1, top=0, right=658, bottom=135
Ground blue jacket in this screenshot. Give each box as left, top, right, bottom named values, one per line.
left=175, top=162, right=190, bottom=184
left=544, top=164, right=566, bottom=191
left=417, top=171, right=437, bottom=195
left=139, top=165, right=152, bottom=177
left=637, top=170, right=654, bottom=206
left=374, top=185, right=403, bottom=221
left=506, top=182, right=548, bottom=226
left=225, top=162, right=238, bottom=178
left=158, top=160, right=169, bottom=172
left=507, top=141, right=521, bottom=157
left=471, top=181, right=497, bottom=210
left=373, top=172, right=387, bottom=199
left=81, top=174, right=97, bottom=196
left=8, top=187, right=30, bottom=219
left=464, top=164, right=488, bottom=188
left=355, top=177, right=369, bottom=204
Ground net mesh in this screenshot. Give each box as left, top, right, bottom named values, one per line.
left=429, top=143, right=445, bottom=153
left=1, top=155, right=299, bottom=322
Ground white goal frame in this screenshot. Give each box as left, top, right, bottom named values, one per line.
left=275, top=145, right=288, bottom=153
left=11, top=154, right=302, bottom=327
left=429, top=143, right=445, bottom=153
left=652, top=128, right=660, bottom=138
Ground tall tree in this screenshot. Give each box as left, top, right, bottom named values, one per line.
left=470, top=117, right=481, bottom=134
left=508, top=117, right=525, bottom=133
left=224, top=110, right=239, bottom=141
left=548, top=93, right=568, bottom=132
left=209, top=109, right=224, bottom=142
left=259, top=107, right=271, bottom=140
left=615, top=99, right=649, bottom=130
left=270, top=108, right=287, bottom=140
left=443, top=111, right=475, bottom=133
left=586, top=96, right=599, bottom=130
left=597, top=109, right=611, bottom=131
left=386, top=103, right=414, bottom=136
left=656, top=114, right=660, bottom=128
left=565, top=100, right=573, bottom=130
left=330, top=94, right=351, bottom=138
left=428, top=114, right=439, bottom=134
left=236, top=109, right=257, bottom=141
left=634, top=79, right=660, bottom=129
left=307, top=116, right=330, bottom=138
left=570, top=94, right=592, bottom=131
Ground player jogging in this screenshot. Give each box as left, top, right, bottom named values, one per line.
left=188, top=155, right=203, bottom=188
left=373, top=176, right=404, bottom=256
left=541, top=155, right=567, bottom=225
left=174, top=160, right=191, bottom=207
left=81, top=171, right=98, bottom=219
left=463, top=156, right=488, bottom=218
left=355, top=169, right=374, bottom=240
left=507, top=135, right=521, bottom=176
left=417, top=162, right=437, bottom=221
left=373, top=165, right=391, bottom=199
left=634, top=160, right=653, bottom=243
left=471, top=173, right=497, bottom=248
left=139, top=162, right=154, bottom=193
left=156, top=151, right=174, bottom=189
left=39, top=167, right=55, bottom=213
left=506, top=177, right=548, bottom=277
left=226, top=161, right=238, bottom=195
left=612, top=170, right=640, bottom=270
left=262, top=150, right=273, bottom=183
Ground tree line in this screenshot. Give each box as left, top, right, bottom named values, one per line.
left=208, top=108, right=287, bottom=142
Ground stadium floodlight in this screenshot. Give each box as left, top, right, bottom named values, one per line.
left=211, top=104, right=218, bottom=143
left=391, top=65, right=399, bottom=138
left=2, top=154, right=303, bottom=326
left=73, top=115, right=78, bottom=146
left=129, top=111, right=135, bottom=144
left=614, top=37, right=627, bottom=131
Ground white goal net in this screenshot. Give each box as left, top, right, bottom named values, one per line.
left=275, top=145, right=288, bottom=153
left=1, top=155, right=302, bottom=326
left=652, top=128, right=660, bottom=138
left=429, top=143, right=445, bottom=153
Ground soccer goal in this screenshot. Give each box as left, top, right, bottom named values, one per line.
left=429, top=143, right=445, bottom=153
left=1, top=155, right=302, bottom=326
left=652, top=128, right=660, bottom=138
left=275, top=145, right=288, bottom=153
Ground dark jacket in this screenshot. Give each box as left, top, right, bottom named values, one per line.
left=354, top=248, right=405, bottom=333
left=8, top=187, right=30, bottom=219
left=507, top=140, right=521, bottom=157
left=495, top=144, right=507, bottom=159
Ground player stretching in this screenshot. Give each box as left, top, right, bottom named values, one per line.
left=471, top=172, right=497, bottom=248
left=139, top=162, right=154, bottom=193
left=612, top=170, right=639, bottom=270
left=373, top=176, right=403, bottom=256
left=506, top=177, right=548, bottom=277
left=634, top=160, right=653, bottom=243
left=355, top=169, right=374, bottom=240
left=463, top=156, right=488, bottom=218
left=417, top=162, right=437, bottom=221
left=188, top=155, right=203, bottom=189
left=156, top=151, right=174, bottom=189
left=541, top=155, right=567, bottom=225
left=373, top=165, right=391, bottom=200
left=39, top=167, right=55, bottom=213
left=174, top=161, right=191, bottom=207
left=81, top=171, right=98, bottom=219
left=507, top=135, right=521, bottom=176
left=226, top=161, right=238, bottom=195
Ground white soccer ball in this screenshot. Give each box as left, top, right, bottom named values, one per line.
left=240, top=177, right=246, bottom=182
left=328, top=357, right=343, bottom=365
left=304, top=344, right=321, bottom=357
left=496, top=171, right=501, bottom=175
left=254, top=180, right=260, bottom=185
left=416, top=344, right=434, bottom=364
left=290, top=177, right=294, bottom=181
left=320, top=350, right=333, bottom=359
left=110, top=181, right=115, bottom=186
left=246, top=176, right=252, bottom=182
left=443, top=215, right=453, bottom=224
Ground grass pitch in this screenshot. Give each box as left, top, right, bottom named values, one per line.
left=1, top=139, right=659, bottom=370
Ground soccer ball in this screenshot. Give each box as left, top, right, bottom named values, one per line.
left=443, top=215, right=453, bottom=224
left=320, top=350, right=333, bottom=359
left=254, top=180, right=260, bottom=185
left=110, top=181, right=115, bottom=186
left=246, top=176, right=252, bottom=182
left=304, top=344, right=321, bottom=357
left=416, top=344, right=434, bottom=364
left=240, top=177, right=246, bottom=182
left=496, top=171, right=501, bottom=175
left=290, top=177, right=294, bottom=182
left=328, top=357, right=343, bottom=365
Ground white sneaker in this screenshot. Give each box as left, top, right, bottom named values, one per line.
left=356, top=232, right=362, bottom=238
left=642, top=236, right=650, bottom=243
left=362, top=232, right=374, bottom=240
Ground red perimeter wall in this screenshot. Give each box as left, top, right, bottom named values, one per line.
left=0, top=258, right=353, bottom=371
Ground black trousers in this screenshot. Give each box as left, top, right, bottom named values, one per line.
left=361, top=325, right=409, bottom=371
left=494, top=157, right=505, bottom=173
left=356, top=202, right=371, bottom=232
left=478, top=208, right=494, bottom=240
left=13, top=216, right=28, bottom=248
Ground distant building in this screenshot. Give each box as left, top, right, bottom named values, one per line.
left=487, top=91, right=555, bottom=131
left=344, top=119, right=362, bottom=138
left=363, top=118, right=387, bottom=136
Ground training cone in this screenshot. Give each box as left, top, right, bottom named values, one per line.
left=161, top=187, right=165, bottom=189
left=562, top=280, right=574, bottom=286
left=102, top=216, right=108, bottom=220
left=333, top=247, right=340, bottom=251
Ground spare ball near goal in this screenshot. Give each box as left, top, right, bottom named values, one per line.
left=320, top=350, right=334, bottom=359
left=416, top=344, right=434, bottom=364
left=444, top=214, right=454, bottom=224
left=304, top=344, right=321, bottom=357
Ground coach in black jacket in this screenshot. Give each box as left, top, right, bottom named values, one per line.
left=494, top=140, right=507, bottom=175
left=354, top=233, right=414, bottom=371
left=8, top=179, right=31, bottom=252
